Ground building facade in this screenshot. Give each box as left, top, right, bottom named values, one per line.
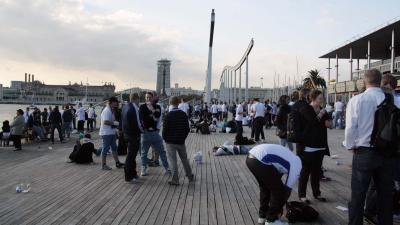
left=1, top=75, right=115, bottom=104
left=0, top=84, right=3, bottom=100
left=156, top=59, right=171, bottom=95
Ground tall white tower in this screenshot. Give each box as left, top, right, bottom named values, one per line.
left=205, top=9, right=215, bottom=103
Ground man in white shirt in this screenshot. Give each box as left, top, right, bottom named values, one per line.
left=333, top=99, right=345, bottom=129
left=75, top=103, right=86, bottom=133
left=235, top=101, right=245, bottom=142
left=178, top=98, right=189, bottom=115
left=211, top=102, right=218, bottom=120
left=252, top=98, right=266, bottom=142
left=87, top=103, right=95, bottom=132
left=99, top=97, right=125, bottom=170
left=221, top=102, right=228, bottom=121
left=217, top=103, right=223, bottom=121
left=246, top=144, right=301, bottom=225
left=345, top=69, right=394, bottom=225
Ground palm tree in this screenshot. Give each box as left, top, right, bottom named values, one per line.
left=302, top=69, right=326, bottom=89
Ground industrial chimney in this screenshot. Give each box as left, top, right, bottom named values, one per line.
left=25, top=73, right=27, bottom=83
left=32, top=74, right=34, bottom=82
left=28, top=74, right=31, bottom=83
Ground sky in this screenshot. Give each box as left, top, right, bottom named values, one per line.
left=0, top=0, right=399, bottom=91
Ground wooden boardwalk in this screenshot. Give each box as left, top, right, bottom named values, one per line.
left=0, top=127, right=361, bottom=225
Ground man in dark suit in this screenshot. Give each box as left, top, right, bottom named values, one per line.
left=122, top=93, right=143, bottom=182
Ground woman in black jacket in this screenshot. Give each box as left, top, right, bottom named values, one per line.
left=298, top=89, right=332, bottom=203
left=275, top=95, right=293, bottom=151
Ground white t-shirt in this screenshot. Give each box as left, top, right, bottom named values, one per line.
left=221, top=104, right=227, bottom=112
left=253, top=102, right=265, bottom=118
left=88, top=107, right=95, bottom=119
left=235, top=104, right=244, bottom=121
left=249, top=144, right=302, bottom=188
left=394, top=93, right=400, bottom=108
left=99, top=106, right=116, bottom=136
left=334, top=101, right=344, bottom=112
left=217, top=104, right=222, bottom=112
left=75, top=107, right=86, bottom=121
left=211, top=104, right=218, bottom=114
left=178, top=102, right=189, bottom=115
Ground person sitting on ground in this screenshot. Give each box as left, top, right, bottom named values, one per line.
left=246, top=144, right=302, bottom=225
left=226, top=118, right=237, bottom=133
left=68, top=133, right=97, bottom=164
left=209, top=120, right=217, bottom=132
left=213, top=141, right=250, bottom=156
left=1, top=120, right=11, bottom=146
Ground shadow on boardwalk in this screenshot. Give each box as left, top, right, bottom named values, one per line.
left=0, top=128, right=364, bottom=225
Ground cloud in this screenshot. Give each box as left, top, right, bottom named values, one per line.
left=0, top=0, right=206, bottom=90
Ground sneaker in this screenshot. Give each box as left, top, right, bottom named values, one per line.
left=164, top=169, right=171, bottom=175
left=141, top=167, right=148, bottom=176
left=13, top=148, right=22, bottom=151
left=257, top=218, right=266, bottom=224
left=116, top=162, right=125, bottom=168
left=299, top=197, right=311, bottom=204
left=102, top=164, right=112, bottom=170
left=126, top=175, right=140, bottom=183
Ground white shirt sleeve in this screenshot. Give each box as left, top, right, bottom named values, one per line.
left=286, top=156, right=302, bottom=188
left=344, top=98, right=358, bottom=150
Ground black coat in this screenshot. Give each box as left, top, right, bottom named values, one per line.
left=276, top=104, right=291, bottom=138
left=121, top=103, right=141, bottom=138
left=299, top=105, right=331, bottom=155
left=162, top=109, right=190, bottom=144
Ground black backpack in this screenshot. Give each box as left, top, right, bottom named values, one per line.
left=370, top=93, right=400, bottom=157
left=286, top=201, right=319, bottom=223
left=287, top=109, right=301, bottom=143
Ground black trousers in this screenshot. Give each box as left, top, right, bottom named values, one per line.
left=50, top=124, right=63, bottom=143
left=349, top=148, right=394, bottom=225
left=11, top=135, right=22, bottom=149
left=72, top=118, right=76, bottom=129
left=124, top=136, right=141, bottom=181
left=87, top=119, right=94, bottom=131
left=246, top=157, right=289, bottom=222
left=254, top=117, right=265, bottom=141
left=77, top=120, right=85, bottom=132
left=295, top=142, right=305, bottom=157
left=235, top=120, right=243, bottom=141
left=298, top=150, right=324, bottom=198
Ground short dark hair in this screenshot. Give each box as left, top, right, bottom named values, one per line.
left=65, top=105, right=70, bottom=109
left=364, top=69, right=382, bottom=86
left=145, top=92, right=154, bottom=97
left=309, top=89, right=323, bottom=101
left=17, top=109, right=24, bottom=115
left=381, top=74, right=397, bottom=90
left=299, top=88, right=310, bottom=100
left=291, top=91, right=299, bottom=101
left=109, top=96, right=119, bottom=103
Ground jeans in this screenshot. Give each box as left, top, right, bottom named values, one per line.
left=32, top=125, right=45, bottom=139
left=166, top=143, right=193, bottom=183
left=246, top=157, right=290, bottom=222
left=101, top=134, right=118, bottom=156
left=254, top=117, right=265, bottom=141
left=124, top=136, right=140, bottom=181
left=141, top=131, right=169, bottom=169
left=50, top=124, right=63, bottom=143
left=235, top=120, right=243, bottom=141
left=298, top=150, right=325, bottom=198
left=63, top=122, right=72, bottom=138
left=280, top=138, right=293, bottom=151
left=348, top=148, right=394, bottom=225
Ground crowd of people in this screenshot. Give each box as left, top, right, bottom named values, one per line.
left=1, top=103, right=97, bottom=151
left=2, top=69, right=399, bottom=225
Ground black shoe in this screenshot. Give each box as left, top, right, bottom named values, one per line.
left=188, top=174, right=195, bottom=182
left=116, top=162, right=125, bottom=168
left=168, top=181, right=179, bottom=186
